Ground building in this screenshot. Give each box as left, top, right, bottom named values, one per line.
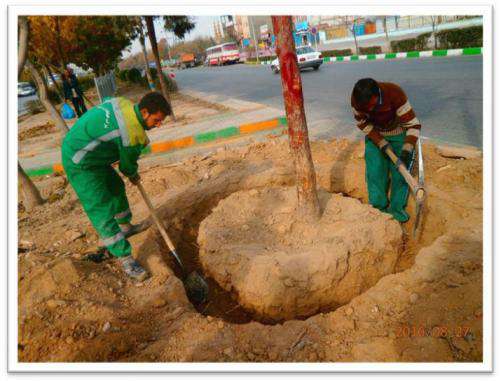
left=212, top=20, right=224, bottom=43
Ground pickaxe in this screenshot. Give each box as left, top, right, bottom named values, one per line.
left=383, top=138, right=425, bottom=238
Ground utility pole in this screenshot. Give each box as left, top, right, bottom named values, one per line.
left=271, top=16, right=320, bottom=220
left=249, top=17, right=260, bottom=63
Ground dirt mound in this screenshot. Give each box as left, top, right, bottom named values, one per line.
left=17, top=137, right=483, bottom=362
left=198, top=187, right=403, bottom=321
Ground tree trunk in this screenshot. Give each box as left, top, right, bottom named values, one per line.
left=44, top=65, right=64, bottom=101
left=17, top=17, right=43, bottom=210
left=271, top=16, right=320, bottom=221
left=18, top=16, right=29, bottom=77
left=54, top=16, right=66, bottom=71
left=145, top=16, right=176, bottom=121
left=18, top=162, right=44, bottom=211
left=139, top=26, right=156, bottom=91
left=383, top=17, right=391, bottom=53
left=26, top=60, right=69, bottom=138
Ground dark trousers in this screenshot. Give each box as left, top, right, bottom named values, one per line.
left=71, top=96, right=87, bottom=117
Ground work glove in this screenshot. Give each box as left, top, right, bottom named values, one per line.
left=380, top=141, right=392, bottom=156
left=129, top=174, right=141, bottom=185
left=400, top=150, right=413, bottom=170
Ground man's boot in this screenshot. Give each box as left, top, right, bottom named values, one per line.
left=119, top=255, right=148, bottom=281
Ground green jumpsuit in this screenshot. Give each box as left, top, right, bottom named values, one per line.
left=61, top=97, right=149, bottom=257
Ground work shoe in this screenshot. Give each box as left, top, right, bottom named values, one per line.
left=119, top=221, right=149, bottom=239
left=119, top=255, right=149, bottom=281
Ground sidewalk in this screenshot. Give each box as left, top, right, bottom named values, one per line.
left=20, top=95, right=285, bottom=176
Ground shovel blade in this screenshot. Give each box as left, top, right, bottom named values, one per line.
left=185, top=271, right=209, bottom=304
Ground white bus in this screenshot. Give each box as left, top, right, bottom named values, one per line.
left=205, top=42, right=240, bottom=66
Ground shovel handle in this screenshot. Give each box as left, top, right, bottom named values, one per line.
left=136, top=181, right=177, bottom=254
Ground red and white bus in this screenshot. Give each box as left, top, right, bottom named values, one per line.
left=205, top=42, right=240, bottom=66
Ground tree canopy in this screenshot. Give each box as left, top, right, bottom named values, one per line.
left=27, top=16, right=139, bottom=74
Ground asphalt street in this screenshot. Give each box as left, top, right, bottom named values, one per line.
left=173, top=56, right=483, bottom=147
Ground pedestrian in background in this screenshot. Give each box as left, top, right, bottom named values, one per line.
left=62, top=67, right=87, bottom=117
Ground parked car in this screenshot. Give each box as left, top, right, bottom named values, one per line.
left=18, top=82, right=36, bottom=97
left=270, top=45, right=323, bottom=74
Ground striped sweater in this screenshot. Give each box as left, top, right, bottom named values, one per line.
left=351, top=82, right=421, bottom=153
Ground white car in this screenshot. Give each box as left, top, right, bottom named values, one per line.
left=18, top=82, right=36, bottom=97
left=271, top=45, right=323, bottom=74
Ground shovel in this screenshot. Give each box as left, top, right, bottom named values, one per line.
left=384, top=141, right=425, bottom=238
left=136, top=181, right=209, bottom=304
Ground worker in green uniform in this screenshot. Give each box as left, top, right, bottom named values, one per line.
left=62, top=92, right=171, bottom=280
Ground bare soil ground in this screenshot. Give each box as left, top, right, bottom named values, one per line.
left=18, top=138, right=483, bottom=362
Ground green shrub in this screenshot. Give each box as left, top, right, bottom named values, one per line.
left=391, top=33, right=431, bottom=52
left=47, top=87, right=62, bottom=104
left=359, top=46, right=382, bottom=55
left=76, top=75, right=96, bottom=92
left=320, top=49, right=353, bottom=57
left=436, top=26, right=482, bottom=49
left=117, top=69, right=129, bottom=81
left=127, top=68, right=142, bottom=83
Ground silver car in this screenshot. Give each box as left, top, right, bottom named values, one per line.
left=271, top=45, right=323, bottom=74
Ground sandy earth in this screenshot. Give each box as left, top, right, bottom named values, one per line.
left=198, top=187, right=403, bottom=321
left=17, top=136, right=483, bottom=362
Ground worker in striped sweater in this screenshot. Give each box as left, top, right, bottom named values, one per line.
left=351, top=78, right=421, bottom=223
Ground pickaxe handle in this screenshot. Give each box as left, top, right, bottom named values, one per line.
left=384, top=145, right=425, bottom=202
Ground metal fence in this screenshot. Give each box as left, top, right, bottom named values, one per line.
left=93, top=71, right=117, bottom=103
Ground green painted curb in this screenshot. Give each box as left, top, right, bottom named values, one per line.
left=432, top=49, right=448, bottom=56
left=407, top=51, right=420, bottom=58
left=194, top=126, right=239, bottom=144
left=463, top=47, right=482, bottom=55
left=385, top=53, right=397, bottom=59
left=26, top=166, right=53, bottom=177
left=367, top=54, right=377, bottom=60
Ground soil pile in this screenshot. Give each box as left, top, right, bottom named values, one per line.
left=17, top=138, right=483, bottom=362
left=198, top=187, right=403, bottom=321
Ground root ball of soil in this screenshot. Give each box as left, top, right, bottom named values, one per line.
left=198, top=187, right=403, bottom=321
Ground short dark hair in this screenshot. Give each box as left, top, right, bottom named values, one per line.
left=138, top=92, right=172, bottom=115
left=352, top=78, right=379, bottom=105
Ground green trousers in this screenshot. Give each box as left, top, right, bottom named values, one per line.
left=63, top=163, right=132, bottom=257
left=365, top=133, right=414, bottom=222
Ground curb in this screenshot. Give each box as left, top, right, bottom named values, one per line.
left=25, top=116, right=288, bottom=178
left=252, top=47, right=483, bottom=66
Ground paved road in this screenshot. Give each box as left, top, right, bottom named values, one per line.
left=173, top=56, right=483, bottom=147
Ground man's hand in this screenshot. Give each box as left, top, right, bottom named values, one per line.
left=400, top=150, right=413, bottom=169
left=129, top=174, right=141, bottom=185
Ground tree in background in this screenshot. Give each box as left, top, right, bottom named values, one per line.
left=18, top=16, right=44, bottom=211
left=145, top=16, right=175, bottom=120
left=137, top=17, right=156, bottom=91
left=144, top=16, right=195, bottom=121
left=73, top=16, right=138, bottom=75
left=28, top=16, right=138, bottom=76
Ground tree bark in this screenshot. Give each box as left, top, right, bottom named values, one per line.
left=18, top=16, right=29, bottom=77
left=26, top=60, right=69, bottom=138
left=139, top=25, right=156, bottom=91
left=271, top=16, right=320, bottom=221
left=18, top=18, right=43, bottom=209
left=145, top=16, right=176, bottom=121
left=44, top=65, right=64, bottom=101
left=54, top=16, right=66, bottom=71
left=18, top=162, right=44, bottom=211
left=383, top=17, right=391, bottom=53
